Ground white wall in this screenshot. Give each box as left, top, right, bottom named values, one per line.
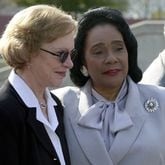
left=130, top=20, right=165, bottom=72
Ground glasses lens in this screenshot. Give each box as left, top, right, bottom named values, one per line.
left=60, top=49, right=77, bottom=63
left=60, top=51, right=69, bottom=63
left=70, top=49, right=77, bottom=61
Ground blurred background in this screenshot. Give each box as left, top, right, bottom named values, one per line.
left=0, top=0, right=165, bottom=87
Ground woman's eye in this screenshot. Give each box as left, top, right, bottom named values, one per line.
left=113, top=47, right=124, bottom=52
left=94, top=51, right=102, bottom=54
left=92, top=49, right=105, bottom=55
left=117, top=47, right=123, bottom=51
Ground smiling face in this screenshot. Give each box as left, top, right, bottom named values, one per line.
left=84, top=24, right=128, bottom=95
left=27, top=32, right=74, bottom=88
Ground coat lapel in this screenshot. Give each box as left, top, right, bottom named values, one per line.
left=69, top=81, right=114, bottom=165
left=109, top=78, right=146, bottom=164
left=69, top=108, right=114, bottom=165
left=54, top=104, right=71, bottom=165
left=109, top=114, right=145, bottom=164
left=26, top=108, right=57, bottom=157
left=51, top=93, right=70, bottom=164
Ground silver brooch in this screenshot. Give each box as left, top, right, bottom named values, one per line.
left=144, top=97, right=159, bottom=112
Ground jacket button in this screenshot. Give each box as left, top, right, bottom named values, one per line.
left=53, top=158, right=57, bottom=161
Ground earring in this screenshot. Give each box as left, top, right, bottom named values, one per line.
left=27, top=63, right=31, bottom=69
left=81, top=65, right=89, bottom=76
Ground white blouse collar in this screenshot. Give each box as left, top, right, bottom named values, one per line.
left=8, top=69, right=58, bottom=131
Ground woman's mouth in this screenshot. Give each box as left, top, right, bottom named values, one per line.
left=103, top=69, right=121, bottom=76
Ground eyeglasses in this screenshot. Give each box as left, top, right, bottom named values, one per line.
left=40, top=48, right=77, bottom=63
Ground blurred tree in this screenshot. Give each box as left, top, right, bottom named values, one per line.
left=9, top=0, right=129, bottom=12
left=151, top=9, right=165, bottom=19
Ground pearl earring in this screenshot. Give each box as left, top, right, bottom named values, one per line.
left=81, top=65, right=89, bottom=76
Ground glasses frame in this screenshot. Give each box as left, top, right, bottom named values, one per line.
left=40, top=48, right=70, bottom=63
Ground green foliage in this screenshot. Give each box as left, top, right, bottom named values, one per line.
left=11, top=0, right=129, bottom=12
left=151, top=9, right=165, bottom=19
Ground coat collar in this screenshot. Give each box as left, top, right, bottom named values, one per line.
left=69, top=77, right=146, bottom=165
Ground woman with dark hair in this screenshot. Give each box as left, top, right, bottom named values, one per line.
left=53, top=7, right=165, bottom=165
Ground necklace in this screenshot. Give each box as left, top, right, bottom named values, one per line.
left=39, top=101, right=49, bottom=120
left=39, top=102, right=47, bottom=109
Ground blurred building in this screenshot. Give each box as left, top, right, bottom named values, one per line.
left=131, top=20, right=165, bottom=72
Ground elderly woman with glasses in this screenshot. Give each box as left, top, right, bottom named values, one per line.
left=53, top=7, right=165, bottom=165
left=0, top=4, right=77, bottom=165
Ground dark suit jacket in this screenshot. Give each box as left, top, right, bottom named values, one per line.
left=0, top=81, right=70, bottom=165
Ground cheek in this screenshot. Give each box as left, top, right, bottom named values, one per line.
left=86, top=60, right=102, bottom=79
left=125, top=58, right=129, bottom=73
left=38, top=60, right=59, bottom=79
left=46, top=59, right=60, bottom=69
left=85, top=58, right=99, bottom=71
left=121, top=54, right=128, bottom=72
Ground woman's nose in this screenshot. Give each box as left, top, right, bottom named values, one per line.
left=63, top=55, right=73, bottom=69
left=104, top=52, right=118, bottom=64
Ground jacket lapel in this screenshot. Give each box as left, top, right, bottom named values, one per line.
left=69, top=81, right=114, bottom=165
left=109, top=114, right=145, bottom=164
left=26, top=108, right=57, bottom=157
left=69, top=108, right=114, bottom=165
left=51, top=93, right=70, bottom=164
left=109, top=78, right=146, bottom=164
left=54, top=104, right=71, bottom=165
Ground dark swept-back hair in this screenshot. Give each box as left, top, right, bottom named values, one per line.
left=70, top=7, right=142, bottom=87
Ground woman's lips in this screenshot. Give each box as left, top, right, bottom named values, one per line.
left=103, top=69, right=121, bottom=76
left=56, top=71, right=66, bottom=78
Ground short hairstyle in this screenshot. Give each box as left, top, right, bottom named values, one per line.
left=0, top=4, right=77, bottom=69
left=70, top=7, right=142, bottom=87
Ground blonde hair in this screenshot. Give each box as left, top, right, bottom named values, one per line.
left=0, top=4, right=77, bottom=69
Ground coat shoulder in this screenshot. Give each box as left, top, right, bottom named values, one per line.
left=138, top=83, right=165, bottom=102
left=52, top=86, right=80, bottom=105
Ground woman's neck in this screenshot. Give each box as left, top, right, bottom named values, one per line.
left=92, top=84, right=122, bottom=101
left=16, top=68, right=49, bottom=119
left=16, top=68, right=45, bottom=99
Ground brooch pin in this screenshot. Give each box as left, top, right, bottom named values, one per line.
left=144, top=97, right=159, bottom=112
